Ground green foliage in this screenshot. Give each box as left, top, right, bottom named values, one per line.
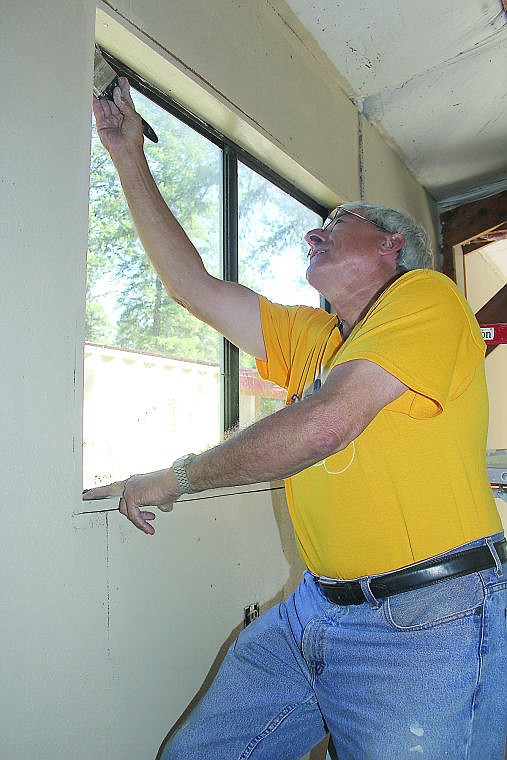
left=86, top=89, right=318, bottom=365
left=238, top=165, right=314, bottom=292
left=85, top=296, right=113, bottom=344
left=87, top=95, right=221, bottom=362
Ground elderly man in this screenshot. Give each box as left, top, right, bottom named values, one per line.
left=85, top=79, right=506, bottom=760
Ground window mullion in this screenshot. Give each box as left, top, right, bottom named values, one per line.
left=221, top=146, right=240, bottom=436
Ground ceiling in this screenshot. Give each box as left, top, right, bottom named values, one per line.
left=279, top=0, right=507, bottom=210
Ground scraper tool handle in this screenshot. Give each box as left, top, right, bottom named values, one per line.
left=139, top=118, right=158, bottom=144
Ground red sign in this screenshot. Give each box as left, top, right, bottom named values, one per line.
left=480, top=324, right=507, bottom=345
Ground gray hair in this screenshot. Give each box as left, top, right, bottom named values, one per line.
left=341, top=201, right=434, bottom=272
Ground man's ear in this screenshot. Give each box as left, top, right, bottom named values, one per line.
left=380, top=233, right=405, bottom=256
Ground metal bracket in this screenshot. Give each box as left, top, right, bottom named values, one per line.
left=244, top=603, right=260, bottom=627
left=493, top=484, right=507, bottom=503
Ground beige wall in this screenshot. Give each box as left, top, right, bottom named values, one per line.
left=94, top=0, right=436, bottom=236
left=1, top=1, right=108, bottom=756
left=2, top=2, right=440, bottom=759
left=361, top=118, right=439, bottom=259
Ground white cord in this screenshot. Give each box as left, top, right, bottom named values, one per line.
left=312, top=440, right=356, bottom=475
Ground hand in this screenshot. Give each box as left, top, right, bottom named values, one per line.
left=82, top=467, right=181, bottom=535
left=92, top=77, right=144, bottom=156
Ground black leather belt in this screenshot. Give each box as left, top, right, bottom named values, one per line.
left=317, top=539, right=507, bottom=606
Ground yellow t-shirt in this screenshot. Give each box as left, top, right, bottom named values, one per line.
left=256, top=270, right=501, bottom=579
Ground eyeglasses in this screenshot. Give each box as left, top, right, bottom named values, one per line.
left=322, top=207, right=390, bottom=234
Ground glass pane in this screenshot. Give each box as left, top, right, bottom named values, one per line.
left=238, top=163, right=322, bottom=428
left=84, top=90, right=222, bottom=488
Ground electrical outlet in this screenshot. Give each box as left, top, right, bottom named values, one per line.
left=244, top=602, right=260, bottom=627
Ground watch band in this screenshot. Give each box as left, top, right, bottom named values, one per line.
left=172, top=453, right=196, bottom=494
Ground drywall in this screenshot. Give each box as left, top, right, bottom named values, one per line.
left=95, top=0, right=360, bottom=209
left=2, top=1, right=442, bottom=758
left=105, top=487, right=302, bottom=758
left=1, top=3, right=111, bottom=756
left=361, top=116, right=439, bottom=259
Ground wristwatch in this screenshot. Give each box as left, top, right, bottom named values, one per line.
left=172, top=453, right=196, bottom=494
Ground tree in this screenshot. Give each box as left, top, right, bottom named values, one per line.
left=88, top=93, right=221, bottom=361
left=87, top=89, right=319, bottom=365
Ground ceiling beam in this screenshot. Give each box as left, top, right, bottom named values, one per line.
left=440, top=190, right=507, bottom=279
left=441, top=190, right=507, bottom=246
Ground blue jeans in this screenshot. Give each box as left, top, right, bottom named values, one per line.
left=162, top=533, right=507, bottom=759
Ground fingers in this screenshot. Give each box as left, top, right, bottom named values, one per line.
left=119, top=495, right=156, bottom=535
left=117, top=77, right=136, bottom=107
left=82, top=480, right=127, bottom=500
left=93, top=93, right=119, bottom=120
left=83, top=479, right=157, bottom=534
left=92, top=94, right=107, bottom=125
left=85, top=470, right=176, bottom=535
left=92, top=77, right=144, bottom=154
left=108, top=79, right=143, bottom=145
left=112, top=77, right=135, bottom=114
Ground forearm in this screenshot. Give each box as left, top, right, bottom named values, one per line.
left=110, top=145, right=208, bottom=307
left=82, top=359, right=404, bottom=534
left=185, top=394, right=343, bottom=492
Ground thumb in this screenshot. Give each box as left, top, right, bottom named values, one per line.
left=113, top=77, right=135, bottom=113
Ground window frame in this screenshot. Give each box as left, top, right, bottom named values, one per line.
left=94, top=50, right=329, bottom=435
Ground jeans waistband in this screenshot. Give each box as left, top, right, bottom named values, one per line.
left=314, top=533, right=506, bottom=606
left=316, top=532, right=505, bottom=584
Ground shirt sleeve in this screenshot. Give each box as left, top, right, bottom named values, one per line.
left=255, top=296, right=298, bottom=389
left=255, top=295, right=335, bottom=390
left=334, top=271, right=485, bottom=418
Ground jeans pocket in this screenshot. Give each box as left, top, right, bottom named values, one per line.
left=384, top=572, right=485, bottom=631
left=481, top=565, right=507, bottom=594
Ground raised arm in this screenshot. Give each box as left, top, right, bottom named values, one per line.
left=92, top=78, right=266, bottom=361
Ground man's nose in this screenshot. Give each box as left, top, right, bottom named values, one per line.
left=304, top=227, right=326, bottom=245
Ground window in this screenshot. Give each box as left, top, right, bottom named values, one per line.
left=237, top=163, right=321, bottom=427
left=84, top=54, right=326, bottom=489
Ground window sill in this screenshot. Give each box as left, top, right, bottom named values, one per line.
left=76, top=480, right=285, bottom=514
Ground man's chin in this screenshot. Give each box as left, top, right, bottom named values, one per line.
left=306, top=269, right=326, bottom=300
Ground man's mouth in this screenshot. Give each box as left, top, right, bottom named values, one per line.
left=308, top=248, right=328, bottom=260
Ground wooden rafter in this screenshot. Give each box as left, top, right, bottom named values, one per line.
left=441, top=190, right=507, bottom=246
left=462, top=229, right=507, bottom=254
left=440, top=192, right=506, bottom=356
left=440, top=190, right=507, bottom=279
